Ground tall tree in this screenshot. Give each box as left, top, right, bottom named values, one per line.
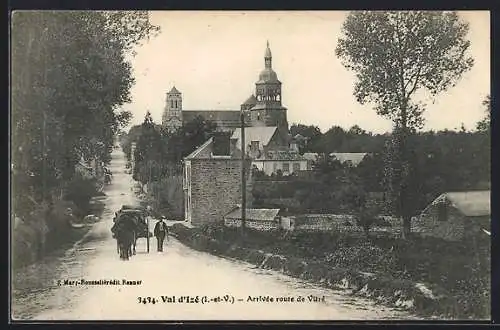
left=133, top=112, right=164, bottom=183
left=318, top=126, right=347, bottom=153
left=336, top=11, right=474, bottom=238
left=476, top=95, right=491, bottom=134
left=290, top=123, right=322, bottom=153
left=11, top=11, right=159, bottom=209
left=163, top=115, right=218, bottom=164
left=475, top=95, right=491, bottom=186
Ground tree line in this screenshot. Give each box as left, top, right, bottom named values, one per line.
left=120, top=113, right=218, bottom=187
left=256, top=99, right=490, bottom=236
left=121, top=11, right=489, bottom=239
left=11, top=11, right=159, bottom=219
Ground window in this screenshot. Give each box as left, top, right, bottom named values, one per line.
left=282, top=163, right=290, bottom=173
left=293, top=162, right=301, bottom=173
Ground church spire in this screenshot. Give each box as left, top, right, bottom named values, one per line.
left=265, top=40, right=272, bottom=68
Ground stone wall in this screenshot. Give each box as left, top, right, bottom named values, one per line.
left=292, top=214, right=362, bottom=232
left=170, top=223, right=464, bottom=319
left=190, top=158, right=252, bottom=226
left=224, top=218, right=279, bottom=231
left=222, top=213, right=404, bottom=234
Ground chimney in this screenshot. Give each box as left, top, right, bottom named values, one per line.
left=212, top=132, right=231, bottom=156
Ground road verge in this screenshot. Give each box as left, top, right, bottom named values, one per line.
left=169, top=223, right=485, bottom=320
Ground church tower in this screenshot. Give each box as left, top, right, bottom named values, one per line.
left=250, top=41, right=288, bottom=131
left=162, top=86, right=183, bottom=133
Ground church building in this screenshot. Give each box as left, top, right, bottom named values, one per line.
left=179, top=41, right=309, bottom=226
left=161, top=41, right=288, bottom=135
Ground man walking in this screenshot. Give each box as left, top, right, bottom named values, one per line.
left=153, top=216, right=169, bottom=252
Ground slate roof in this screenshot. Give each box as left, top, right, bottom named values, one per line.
left=168, top=86, right=181, bottom=94
left=231, top=126, right=278, bottom=150
left=429, top=191, right=491, bottom=217
left=250, top=103, right=287, bottom=111
left=302, top=152, right=319, bottom=161
left=184, top=137, right=244, bottom=160
left=225, top=207, right=281, bottom=221
left=329, top=152, right=368, bottom=166
left=260, top=150, right=306, bottom=161
left=242, top=94, right=257, bottom=105
left=183, top=110, right=243, bottom=129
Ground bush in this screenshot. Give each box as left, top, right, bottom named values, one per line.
left=64, top=173, right=100, bottom=217
left=324, top=240, right=398, bottom=273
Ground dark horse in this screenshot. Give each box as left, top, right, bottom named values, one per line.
left=111, top=214, right=137, bottom=260
left=112, top=209, right=148, bottom=256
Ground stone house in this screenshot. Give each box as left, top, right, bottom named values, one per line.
left=413, top=190, right=491, bottom=241
left=231, top=126, right=308, bottom=176
left=183, top=132, right=253, bottom=226
left=224, top=207, right=282, bottom=231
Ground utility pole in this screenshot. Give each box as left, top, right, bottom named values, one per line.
left=240, top=111, right=246, bottom=237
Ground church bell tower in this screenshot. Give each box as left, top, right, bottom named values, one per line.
left=162, top=86, right=183, bottom=133
left=251, top=41, right=288, bottom=132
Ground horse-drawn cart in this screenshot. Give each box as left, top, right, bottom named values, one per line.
left=112, top=206, right=153, bottom=258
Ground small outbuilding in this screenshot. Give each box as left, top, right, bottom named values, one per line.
left=224, top=207, right=282, bottom=231
left=413, top=190, right=490, bottom=241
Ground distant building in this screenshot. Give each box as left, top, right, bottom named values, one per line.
left=130, top=142, right=137, bottom=171
left=162, top=41, right=288, bottom=134
left=298, top=152, right=368, bottom=170
left=183, top=132, right=253, bottom=226
left=224, top=207, right=283, bottom=231
left=231, top=126, right=308, bottom=176
left=413, top=190, right=491, bottom=241
left=179, top=42, right=320, bottom=225
left=302, top=153, right=318, bottom=170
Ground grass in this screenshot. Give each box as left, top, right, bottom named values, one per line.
left=170, top=223, right=490, bottom=319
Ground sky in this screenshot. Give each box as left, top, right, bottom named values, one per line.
left=122, top=11, right=490, bottom=134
